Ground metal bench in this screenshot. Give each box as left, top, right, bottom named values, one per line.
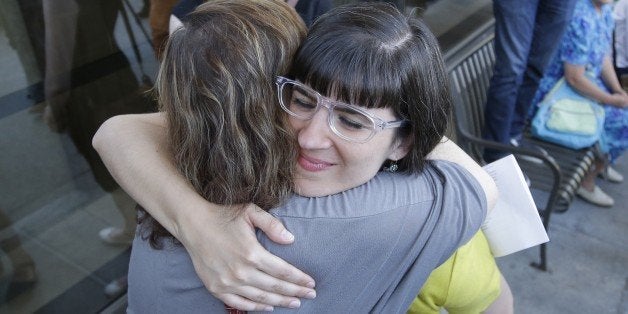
left=443, top=22, right=596, bottom=271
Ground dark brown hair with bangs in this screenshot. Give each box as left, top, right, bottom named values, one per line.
left=291, top=2, right=452, bottom=173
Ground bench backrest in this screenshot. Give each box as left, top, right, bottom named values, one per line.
left=444, top=28, right=594, bottom=214
left=446, top=33, right=496, bottom=162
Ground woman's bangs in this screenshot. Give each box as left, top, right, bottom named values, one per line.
left=293, top=40, right=403, bottom=110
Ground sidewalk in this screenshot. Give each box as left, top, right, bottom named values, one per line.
left=498, top=154, right=627, bottom=314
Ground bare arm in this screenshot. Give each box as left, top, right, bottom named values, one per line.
left=600, top=56, right=627, bottom=95
left=92, top=113, right=316, bottom=311
left=564, top=59, right=628, bottom=108
left=426, top=137, right=498, bottom=212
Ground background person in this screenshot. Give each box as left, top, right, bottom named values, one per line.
left=614, top=0, right=628, bottom=87
left=42, top=0, right=155, bottom=245
left=530, top=0, right=627, bottom=207
left=482, top=0, right=577, bottom=162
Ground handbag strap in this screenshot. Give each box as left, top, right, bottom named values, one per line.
left=540, top=78, right=566, bottom=106
left=541, top=72, right=600, bottom=107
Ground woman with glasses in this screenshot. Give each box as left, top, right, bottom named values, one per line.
left=94, top=1, right=501, bottom=312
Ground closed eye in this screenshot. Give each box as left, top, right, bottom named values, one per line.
left=291, top=91, right=317, bottom=111
left=337, top=114, right=368, bottom=130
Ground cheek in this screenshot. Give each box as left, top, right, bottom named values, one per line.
left=287, top=117, right=302, bottom=133
left=345, top=143, right=391, bottom=171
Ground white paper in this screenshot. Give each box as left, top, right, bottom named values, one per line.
left=481, top=155, right=549, bottom=257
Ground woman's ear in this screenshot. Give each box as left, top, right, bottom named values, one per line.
left=388, top=135, right=412, bottom=161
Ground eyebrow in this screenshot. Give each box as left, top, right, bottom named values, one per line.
left=298, top=80, right=363, bottom=110
left=333, top=105, right=358, bottom=113
left=293, top=90, right=312, bottom=98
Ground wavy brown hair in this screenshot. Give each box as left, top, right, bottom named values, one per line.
left=140, top=0, right=307, bottom=247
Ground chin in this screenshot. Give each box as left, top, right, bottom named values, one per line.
left=293, top=181, right=335, bottom=197
left=292, top=176, right=347, bottom=197
left=293, top=178, right=371, bottom=197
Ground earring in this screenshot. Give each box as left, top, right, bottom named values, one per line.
left=385, top=160, right=398, bottom=173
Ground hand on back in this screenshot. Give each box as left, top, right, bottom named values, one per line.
left=179, top=203, right=316, bottom=311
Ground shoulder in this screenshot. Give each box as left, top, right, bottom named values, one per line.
left=570, top=0, right=598, bottom=30
left=273, top=170, right=434, bottom=219
left=272, top=160, right=483, bottom=219
left=423, top=160, right=487, bottom=223
left=360, top=160, right=483, bottom=200
left=603, top=4, right=615, bottom=28
left=425, top=160, right=486, bottom=198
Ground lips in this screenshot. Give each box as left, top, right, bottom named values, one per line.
left=297, top=153, right=334, bottom=172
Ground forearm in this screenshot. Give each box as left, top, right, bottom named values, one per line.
left=601, top=56, right=625, bottom=94
left=92, top=112, right=210, bottom=239
left=564, top=62, right=621, bottom=104
left=93, top=113, right=315, bottom=310
left=427, top=137, right=498, bottom=211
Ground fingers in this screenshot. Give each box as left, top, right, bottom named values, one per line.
left=219, top=293, right=275, bottom=312
left=245, top=207, right=316, bottom=290
left=207, top=264, right=313, bottom=310
left=247, top=206, right=294, bottom=244
left=186, top=205, right=317, bottom=310
left=252, top=251, right=316, bottom=291
left=236, top=286, right=303, bottom=309
left=243, top=262, right=317, bottom=300
left=213, top=266, right=315, bottom=310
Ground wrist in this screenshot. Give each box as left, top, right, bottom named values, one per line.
left=602, top=93, right=616, bottom=105
left=173, top=191, right=231, bottom=249
left=167, top=186, right=211, bottom=242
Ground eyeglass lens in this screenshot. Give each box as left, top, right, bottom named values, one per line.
left=280, top=82, right=375, bottom=142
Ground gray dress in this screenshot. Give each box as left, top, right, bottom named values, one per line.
left=127, top=160, right=487, bottom=313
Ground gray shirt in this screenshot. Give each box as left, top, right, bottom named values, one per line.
left=127, top=160, right=487, bottom=313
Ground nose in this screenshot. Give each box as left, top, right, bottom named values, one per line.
left=295, top=108, right=334, bottom=150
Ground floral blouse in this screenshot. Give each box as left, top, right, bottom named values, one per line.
left=531, top=0, right=628, bottom=162
left=532, top=0, right=614, bottom=107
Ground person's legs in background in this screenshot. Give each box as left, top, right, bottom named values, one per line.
left=599, top=106, right=628, bottom=184
left=578, top=106, right=628, bottom=207
left=510, top=0, right=577, bottom=139
left=99, top=190, right=137, bottom=245
left=0, top=209, right=38, bottom=300
left=482, top=0, right=538, bottom=162
left=99, top=194, right=135, bottom=299
left=578, top=153, right=614, bottom=207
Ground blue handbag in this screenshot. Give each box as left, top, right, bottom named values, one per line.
left=531, top=77, right=605, bottom=149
